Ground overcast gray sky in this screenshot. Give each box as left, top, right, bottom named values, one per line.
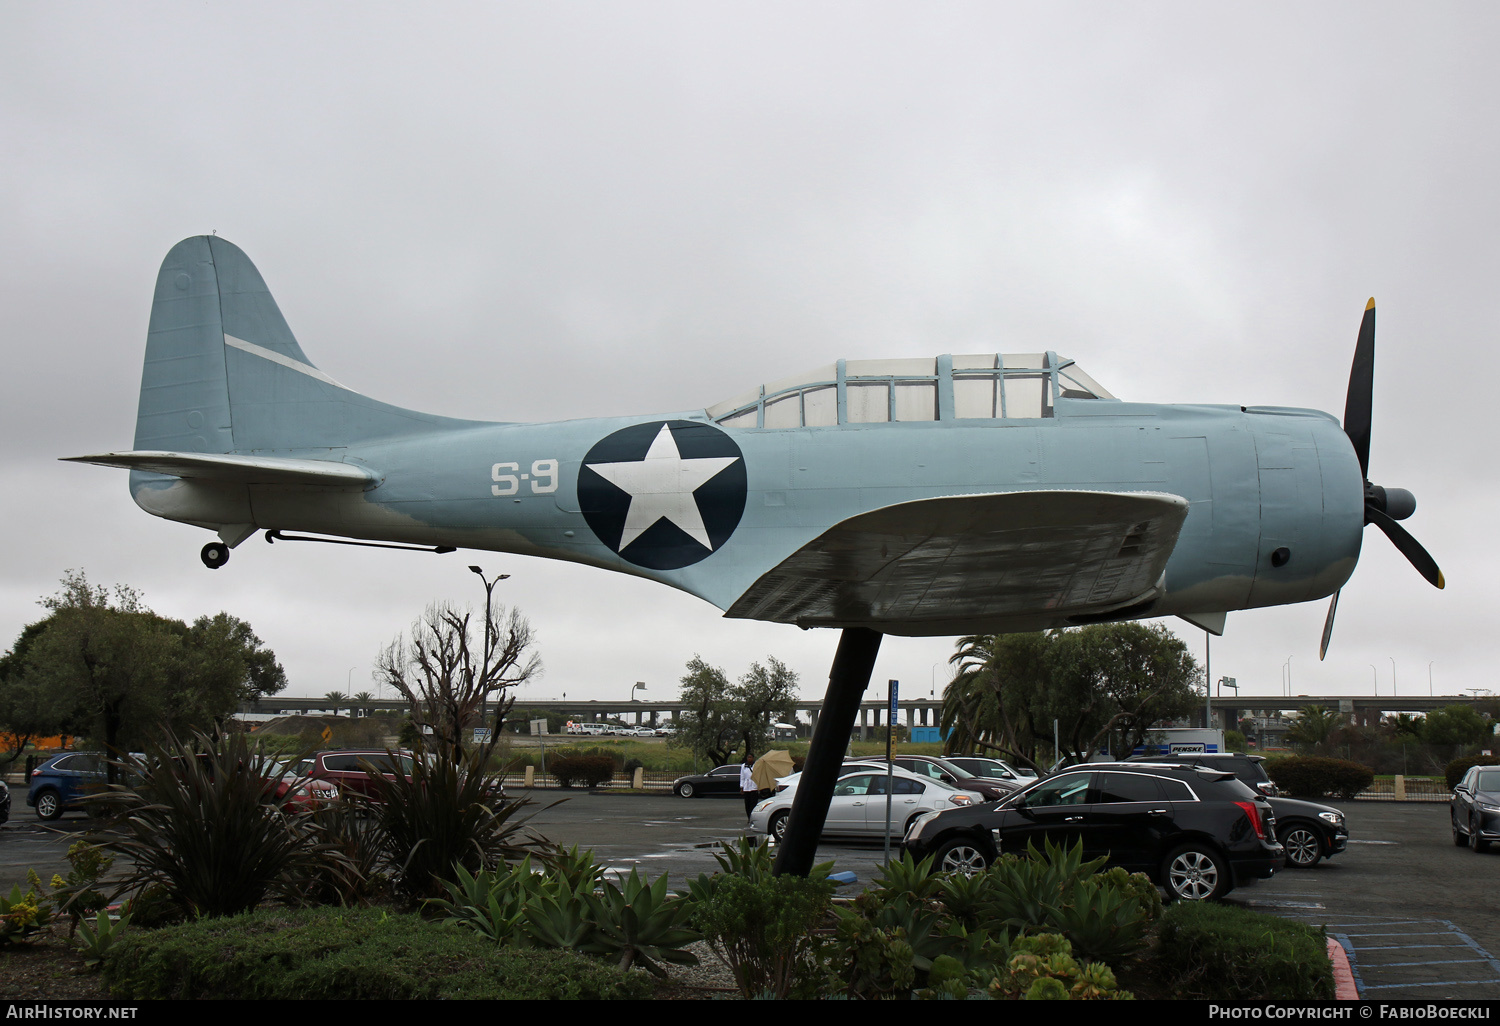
left=3, top=3, right=1495, bottom=711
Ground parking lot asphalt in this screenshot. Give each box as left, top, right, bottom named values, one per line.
left=4, top=790, right=1494, bottom=1000
left=1234, top=800, right=1500, bottom=1000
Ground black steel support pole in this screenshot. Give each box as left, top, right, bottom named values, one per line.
left=772, top=627, right=883, bottom=877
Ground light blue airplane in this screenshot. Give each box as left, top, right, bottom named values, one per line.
left=67, top=236, right=1441, bottom=873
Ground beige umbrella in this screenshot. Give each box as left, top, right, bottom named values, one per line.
left=751, top=750, right=795, bottom=791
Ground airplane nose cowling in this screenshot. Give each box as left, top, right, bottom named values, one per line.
left=1244, top=411, right=1364, bottom=609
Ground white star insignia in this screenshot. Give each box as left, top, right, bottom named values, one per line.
left=587, top=423, right=740, bottom=552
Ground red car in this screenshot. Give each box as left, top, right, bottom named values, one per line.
left=284, top=750, right=417, bottom=800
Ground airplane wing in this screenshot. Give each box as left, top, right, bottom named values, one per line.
left=61, top=451, right=379, bottom=489
left=726, top=490, right=1189, bottom=635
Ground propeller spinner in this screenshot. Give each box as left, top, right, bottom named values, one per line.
left=1320, top=299, right=1443, bottom=659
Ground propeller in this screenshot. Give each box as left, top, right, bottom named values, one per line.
left=1320, top=299, right=1443, bottom=660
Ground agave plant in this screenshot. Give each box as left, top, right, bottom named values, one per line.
left=582, top=868, right=700, bottom=977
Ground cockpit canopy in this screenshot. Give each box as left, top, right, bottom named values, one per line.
left=706, top=353, right=1115, bottom=429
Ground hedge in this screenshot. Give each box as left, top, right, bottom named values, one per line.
left=102, top=906, right=653, bottom=1000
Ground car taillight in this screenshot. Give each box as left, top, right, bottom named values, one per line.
left=1235, top=800, right=1267, bottom=840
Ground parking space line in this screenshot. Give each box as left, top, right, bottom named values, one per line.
left=1317, top=920, right=1500, bottom=996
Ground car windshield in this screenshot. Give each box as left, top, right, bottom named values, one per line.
left=1475, top=769, right=1500, bottom=791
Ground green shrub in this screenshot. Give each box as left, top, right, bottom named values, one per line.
left=692, top=873, right=835, bottom=998
left=363, top=745, right=558, bottom=898
left=101, top=906, right=653, bottom=1000
left=90, top=733, right=354, bottom=918
left=1155, top=900, right=1333, bottom=1000
left=1445, top=754, right=1500, bottom=790
left=550, top=754, right=615, bottom=788
left=1266, top=755, right=1373, bottom=799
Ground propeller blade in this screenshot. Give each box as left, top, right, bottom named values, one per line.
left=1319, top=590, right=1339, bottom=661
left=1343, top=298, right=1375, bottom=479
left=1367, top=506, right=1445, bottom=589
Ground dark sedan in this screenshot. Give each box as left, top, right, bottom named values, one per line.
left=1270, top=796, right=1348, bottom=867
left=1452, top=765, right=1500, bottom=852
left=672, top=764, right=743, bottom=798
left=903, top=761, right=1284, bottom=900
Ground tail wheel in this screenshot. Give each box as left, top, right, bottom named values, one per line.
left=1279, top=826, right=1323, bottom=867
left=201, top=542, right=230, bottom=569
left=1162, top=844, right=1228, bottom=901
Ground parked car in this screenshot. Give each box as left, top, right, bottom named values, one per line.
left=1266, top=796, right=1348, bottom=867
left=1127, top=751, right=1275, bottom=794
left=902, top=761, right=1285, bottom=901
left=751, top=766, right=985, bottom=842
left=1451, top=765, right=1500, bottom=852
left=672, top=764, right=743, bottom=798
left=1123, top=751, right=1346, bottom=866
left=849, top=755, right=1018, bottom=802
left=286, top=750, right=417, bottom=799
left=27, top=752, right=133, bottom=820
left=945, top=755, right=1040, bottom=788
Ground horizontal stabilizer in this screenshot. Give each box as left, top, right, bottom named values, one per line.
left=61, top=451, right=379, bottom=489
left=727, top=490, right=1189, bottom=634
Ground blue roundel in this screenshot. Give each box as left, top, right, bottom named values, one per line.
left=578, top=420, right=747, bottom=570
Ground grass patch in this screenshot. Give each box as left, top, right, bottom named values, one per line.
left=102, top=906, right=654, bottom=1000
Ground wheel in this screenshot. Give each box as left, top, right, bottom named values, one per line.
left=1279, top=825, right=1323, bottom=867
left=1470, top=816, right=1490, bottom=852
left=675, top=782, right=695, bottom=798
left=34, top=790, right=62, bottom=821
left=201, top=542, right=230, bottom=569
left=1162, top=844, right=1229, bottom=901
left=769, top=810, right=790, bottom=842
left=933, top=835, right=991, bottom=876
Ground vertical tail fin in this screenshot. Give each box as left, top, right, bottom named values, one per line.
left=135, top=235, right=466, bottom=455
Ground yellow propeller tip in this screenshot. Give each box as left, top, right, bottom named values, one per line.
left=1365, top=297, right=1376, bottom=310
left=1437, top=572, right=1445, bottom=589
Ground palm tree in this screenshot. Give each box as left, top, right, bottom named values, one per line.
left=323, top=690, right=346, bottom=717
left=1286, top=705, right=1339, bottom=747
left=352, top=691, right=376, bottom=718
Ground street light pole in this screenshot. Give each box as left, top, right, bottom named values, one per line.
left=469, top=565, right=511, bottom=738
left=1389, top=656, right=1397, bottom=698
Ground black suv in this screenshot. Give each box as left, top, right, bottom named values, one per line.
left=902, top=761, right=1284, bottom=900
left=1125, top=752, right=1348, bottom=868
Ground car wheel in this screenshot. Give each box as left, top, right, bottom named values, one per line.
left=1279, top=825, right=1323, bottom=867
left=934, top=836, right=991, bottom=876
left=1162, top=844, right=1229, bottom=901
left=1470, top=816, right=1490, bottom=853
left=769, top=810, right=790, bottom=841
left=34, top=790, right=62, bottom=821
left=676, top=782, right=695, bottom=798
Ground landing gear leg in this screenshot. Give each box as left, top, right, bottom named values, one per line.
left=201, top=542, right=230, bottom=569
left=773, top=627, right=882, bottom=877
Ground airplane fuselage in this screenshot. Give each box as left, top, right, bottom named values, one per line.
left=128, top=395, right=1364, bottom=636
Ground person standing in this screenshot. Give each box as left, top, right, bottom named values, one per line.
left=740, top=753, right=758, bottom=821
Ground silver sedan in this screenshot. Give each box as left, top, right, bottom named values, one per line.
left=750, top=767, right=985, bottom=842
